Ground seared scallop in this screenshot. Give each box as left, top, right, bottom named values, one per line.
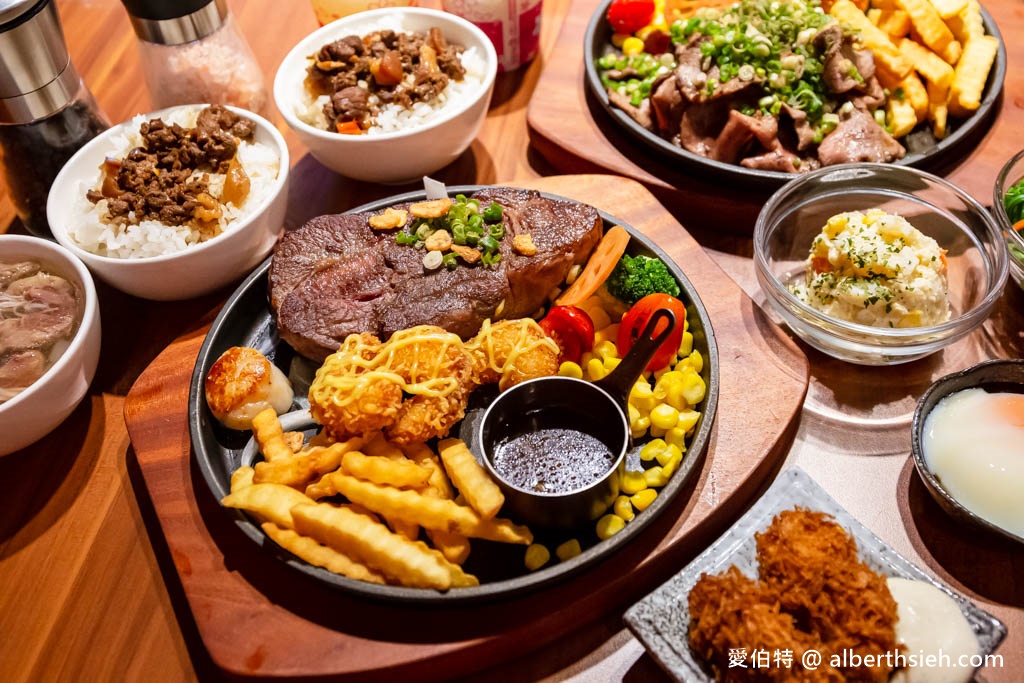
left=205, top=346, right=294, bottom=430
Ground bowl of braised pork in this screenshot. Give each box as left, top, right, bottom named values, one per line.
left=584, top=0, right=1005, bottom=187
left=273, top=7, right=498, bottom=184
left=47, top=104, right=289, bottom=301
left=0, top=235, right=101, bottom=456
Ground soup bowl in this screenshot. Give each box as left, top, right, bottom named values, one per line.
left=0, top=234, right=101, bottom=456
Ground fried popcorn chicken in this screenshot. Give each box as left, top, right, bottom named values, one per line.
left=464, top=319, right=559, bottom=391
left=688, top=509, right=899, bottom=682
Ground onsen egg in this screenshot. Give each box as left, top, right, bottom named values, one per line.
left=922, top=388, right=1024, bottom=538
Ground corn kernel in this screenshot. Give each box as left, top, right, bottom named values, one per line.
left=629, top=381, right=657, bottom=413
left=611, top=32, right=630, bottom=48
left=524, top=544, right=551, bottom=571
left=579, top=297, right=612, bottom=330
left=631, top=426, right=648, bottom=440
left=622, top=36, right=645, bottom=56
left=682, top=374, right=706, bottom=405
left=640, top=438, right=667, bottom=461
left=676, top=409, right=701, bottom=434
left=665, top=426, right=687, bottom=451
left=644, top=466, right=669, bottom=487
left=580, top=351, right=596, bottom=367
left=614, top=495, right=635, bottom=521
left=621, top=470, right=648, bottom=495
left=558, top=361, right=583, bottom=379
left=686, top=350, right=703, bottom=373
left=652, top=366, right=670, bottom=383
left=656, top=442, right=683, bottom=467
left=603, top=357, right=621, bottom=372
left=628, top=403, right=641, bottom=425
left=596, top=513, right=626, bottom=539
left=631, top=488, right=658, bottom=511
left=649, top=425, right=667, bottom=438
left=594, top=340, right=618, bottom=361
left=665, top=382, right=689, bottom=411
left=586, top=357, right=607, bottom=381
left=677, top=331, right=694, bottom=357
left=556, top=538, right=582, bottom=561
left=650, top=403, right=680, bottom=430
left=655, top=370, right=684, bottom=392
left=661, top=449, right=683, bottom=479
left=631, top=415, right=650, bottom=433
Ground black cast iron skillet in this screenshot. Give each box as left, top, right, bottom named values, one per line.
left=583, top=0, right=1007, bottom=190
left=188, top=186, right=720, bottom=605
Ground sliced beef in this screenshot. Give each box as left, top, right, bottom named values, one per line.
left=269, top=189, right=603, bottom=361
left=608, top=88, right=653, bottom=130
left=817, top=25, right=877, bottom=95
left=650, top=73, right=682, bottom=133
left=0, top=350, right=47, bottom=393
left=780, top=103, right=818, bottom=151
left=817, top=109, right=905, bottom=165
left=711, top=110, right=778, bottom=163
left=317, top=35, right=364, bottom=63
left=673, top=37, right=708, bottom=102
left=0, top=272, right=78, bottom=356
left=742, top=148, right=808, bottom=172
left=0, top=261, right=39, bottom=288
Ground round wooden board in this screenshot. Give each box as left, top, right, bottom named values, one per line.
left=526, top=0, right=1024, bottom=235
left=123, top=174, right=809, bottom=680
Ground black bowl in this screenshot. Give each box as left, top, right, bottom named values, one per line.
left=188, top=186, right=720, bottom=605
left=583, top=0, right=1007, bottom=190
left=911, top=358, right=1024, bottom=545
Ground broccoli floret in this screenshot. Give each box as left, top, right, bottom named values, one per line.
left=605, top=254, right=680, bottom=304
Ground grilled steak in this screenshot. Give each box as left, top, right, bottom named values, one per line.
left=269, top=188, right=604, bottom=361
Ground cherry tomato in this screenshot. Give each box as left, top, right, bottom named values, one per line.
left=539, top=306, right=595, bottom=364
left=606, top=0, right=656, bottom=35
left=617, top=293, right=686, bottom=371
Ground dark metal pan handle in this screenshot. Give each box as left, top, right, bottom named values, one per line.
left=595, top=308, right=676, bottom=408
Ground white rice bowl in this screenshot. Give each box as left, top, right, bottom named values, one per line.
left=69, top=107, right=280, bottom=260
left=295, top=17, right=487, bottom=136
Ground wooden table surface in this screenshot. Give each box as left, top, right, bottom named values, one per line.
left=0, top=1, right=1021, bottom=682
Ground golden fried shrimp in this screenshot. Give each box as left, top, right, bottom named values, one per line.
left=465, top=319, right=559, bottom=391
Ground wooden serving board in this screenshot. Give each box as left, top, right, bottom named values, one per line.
left=527, top=0, right=1024, bottom=234
left=124, top=175, right=809, bottom=680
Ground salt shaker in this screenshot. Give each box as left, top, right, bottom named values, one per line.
left=121, top=0, right=268, bottom=114
left=442, top=0, right=542, bottom=71
left=0, top=0, right=109, bottom=238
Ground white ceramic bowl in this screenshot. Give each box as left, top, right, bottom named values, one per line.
left=46, top=105, right=289, bottom=301
left=273, top=7, right=497, bottom=184
left=0, top=235, right=101, bottom=456
left=755, top=164, right=1008, bottom=365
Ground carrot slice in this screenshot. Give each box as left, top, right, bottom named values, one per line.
left=556, top=225, right=632, bottom=307
left=336, top=120, right=363, bottom=135
left=1014, top=218, right=1024, bottom=232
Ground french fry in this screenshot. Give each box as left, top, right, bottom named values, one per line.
left=886, top=95, right=919, bottom=136
left=878, top=8, right=912, bottom=38
left=231, top=465, right=255, bottom=492
left=262, top=522, right=387, bottom=584
left=895, top=0, right=956, bottom=56
left=341, top=450, right=432, bottom=489
left=927, top=0, right=967, bottom=20
left=948, top=35, right=998, bottom=117
left=402, top=443, right=471, bottom=564
left=946, top=0, right=983, bottom=44
left=221, top=482, right=313, bottom=528
left=254, top=438, right=363, bottom=488
left=867, top=7, right=882, bottom=24
left=324, top=473, right=533, bottom=544
left=363, top=432, right=407, bottom=461
left=927, top=78, right=950, bottom=138
left=251, top=407, right=293, bottom=463
left=386, top=516, right=421, bottom=542
left=831, top=0, right=912, bottom=77
left=281, top=431, right=305, bottom=453
left=900, top=72, right=929, bottom=120
left=898, top=38, right=955, bottom=88
left=290, top=503, right=454, bottom=589
left=437, top=438, right=505, bottom=519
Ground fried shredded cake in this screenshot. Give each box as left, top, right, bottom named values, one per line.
left=687, top=509, right=899, bottom=682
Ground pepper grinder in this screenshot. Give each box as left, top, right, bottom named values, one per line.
left=121, top=0, right=268, bottom=115
left=0, top=0, right=108, bottom=238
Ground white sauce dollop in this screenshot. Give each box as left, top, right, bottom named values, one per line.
left=887, top=578, right=979, bottom=683
left=922, top=388, right=1024, bottom=537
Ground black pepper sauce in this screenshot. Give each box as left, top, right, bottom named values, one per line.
left=491, top=428, right=616, bottom=494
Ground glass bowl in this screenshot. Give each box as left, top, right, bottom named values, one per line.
left=754, top=164, right=1008, bottom=365
left=992, top=149, right=1024, bottom=291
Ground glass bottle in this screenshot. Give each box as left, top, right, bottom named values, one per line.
left=0, top=0, right=109, bottom=238
left=121, top=0, right=268, bottom=115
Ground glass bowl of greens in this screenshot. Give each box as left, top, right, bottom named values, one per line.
left=993, top=149, right=1024, bottom=290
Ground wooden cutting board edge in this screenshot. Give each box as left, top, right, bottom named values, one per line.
left=124, top=174, right=810, bottom=680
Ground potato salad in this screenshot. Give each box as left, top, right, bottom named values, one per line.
left=791, top=209, right=951, bottom=328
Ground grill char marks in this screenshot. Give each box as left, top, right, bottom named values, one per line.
left=269, top=188, right=603, bottom=361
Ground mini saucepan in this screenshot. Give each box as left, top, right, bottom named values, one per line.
left=478, top=308, right=677, bottom=529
